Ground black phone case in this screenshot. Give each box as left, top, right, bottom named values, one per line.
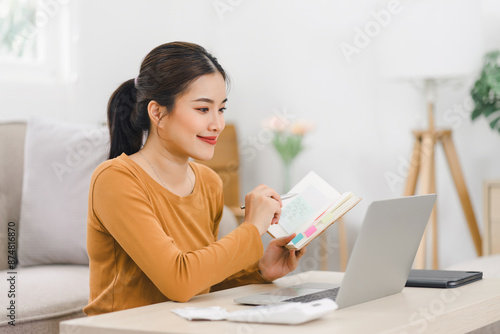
left=405, top=269, right=483, bottom=288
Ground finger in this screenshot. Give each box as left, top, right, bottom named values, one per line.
left=288, top=250, right=299, bottom=268
left=275, top=203, right=282, bottom=219
left=296, top=246, right=307, bottom=260
left=266, top=187, right=283, bottom=207
left=254, top=184, right=276, bottom=197
left=272, top=215, right=278, bottom=225
left=273, top=233, right=295, bottom=246
left=283, top=233, right=296, bottom=244
left=271, top=203, right=282, bottom=224
left=254, top=184, right=268, bottom=192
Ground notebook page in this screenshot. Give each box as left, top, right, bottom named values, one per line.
left=268, top=171, right=341, bottom=237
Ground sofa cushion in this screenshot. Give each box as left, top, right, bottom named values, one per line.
left=0, top=122, right=26, bottom=270
left=18, top=117, right=108, bottom=266
left=217, top=206, right=239, bottom=239
left=0, top=265, right=89, bottom=327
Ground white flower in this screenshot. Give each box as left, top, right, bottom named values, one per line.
left=290, top=120, right=315, bottom=136
left=263, top=116, right=291, bottom=133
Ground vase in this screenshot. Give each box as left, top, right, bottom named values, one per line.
left=282, top=160, right=292, bottom=193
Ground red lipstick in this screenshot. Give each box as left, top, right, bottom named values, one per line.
left=197, top=135, right=217, bottom=145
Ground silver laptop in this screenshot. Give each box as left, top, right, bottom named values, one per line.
left=235, top=194, right=437, bottom=308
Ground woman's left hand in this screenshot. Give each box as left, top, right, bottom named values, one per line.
left=258, top=234, right=307, bottom=282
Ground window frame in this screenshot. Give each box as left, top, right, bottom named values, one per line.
left=0, top=0, right=77, bottom=85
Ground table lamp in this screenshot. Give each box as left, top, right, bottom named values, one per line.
left=376, top=0, right=484, bottom=269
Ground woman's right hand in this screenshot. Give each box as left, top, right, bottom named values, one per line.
left=243, top=185, right=282, bottom=235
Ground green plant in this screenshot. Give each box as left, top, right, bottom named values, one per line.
left=470, top=50, right=500, bottom=134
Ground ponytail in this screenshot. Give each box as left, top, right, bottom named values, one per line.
left=107, top=79, right=149, bottom=159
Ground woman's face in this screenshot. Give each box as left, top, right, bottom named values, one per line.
left=157, top=72, right=227, bottom=161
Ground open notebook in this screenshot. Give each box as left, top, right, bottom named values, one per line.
left=268, top=171, right=361, bottom=250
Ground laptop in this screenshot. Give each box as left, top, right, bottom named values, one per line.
left=235, top=194, right=437, bottom=309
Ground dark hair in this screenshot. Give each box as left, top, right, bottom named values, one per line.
left=107, top=41, right=228, bottom=159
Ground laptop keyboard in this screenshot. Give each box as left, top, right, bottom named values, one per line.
left=283, top=287, right=340, bottom=303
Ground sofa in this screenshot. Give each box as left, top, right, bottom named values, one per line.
left=0, top=119, right=239, bottom=333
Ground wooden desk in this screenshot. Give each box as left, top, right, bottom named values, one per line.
left=61, top=271, right=500, bottom=334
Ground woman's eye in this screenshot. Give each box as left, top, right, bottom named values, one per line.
left=219, top=107, right=226, bottom=113
left=197, top=108, right=209, bottom=113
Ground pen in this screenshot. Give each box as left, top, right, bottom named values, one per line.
left=240, top=193, right=298, bottom=210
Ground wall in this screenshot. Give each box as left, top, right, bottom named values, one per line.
left=1, top=0, right=500, bottom=270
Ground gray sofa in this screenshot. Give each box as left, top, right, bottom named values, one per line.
left=0, top=121, right=89, bottom=333
left=0, top=120, right=239, bottom=333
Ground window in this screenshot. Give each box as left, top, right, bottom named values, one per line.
left=0, top=0, right=77, bottom=84
left=0, top=0, right=38, bottom=61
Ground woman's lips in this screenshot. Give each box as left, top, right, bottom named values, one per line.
left=197, top=135, right=217, bottom=145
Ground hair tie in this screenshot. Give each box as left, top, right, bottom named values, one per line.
left=134, top=77, right=138, bottom=86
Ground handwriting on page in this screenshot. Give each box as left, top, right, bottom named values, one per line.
left=279, top=196, right=313, bottom=234
left=279, top=186, right=329, bottom=234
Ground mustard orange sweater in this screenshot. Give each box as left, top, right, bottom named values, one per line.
left=84, top=154, right=268, bottom=316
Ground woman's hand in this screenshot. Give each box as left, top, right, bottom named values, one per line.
left=258, top=234, right=307, bottom=282
left=243, top=185, right=282, bottom=235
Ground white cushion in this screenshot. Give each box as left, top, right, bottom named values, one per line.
left=18, top=117, right=108, bottom=266
left=217, top=206, right=239, bottom=239
left=0, top=265, right=89, bottom=326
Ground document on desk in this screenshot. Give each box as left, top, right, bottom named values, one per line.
left=268, top=171, right=361, bottom=250
left=171, top=298, right=338, bottom=325
left=171, top=307, right=228, bottom=321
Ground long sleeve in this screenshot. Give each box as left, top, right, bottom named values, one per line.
left=85, top=156, right=265, bottom=315
left=210, top=211, right=272, bottom=293
left=210, top=261, right=271, bottom=292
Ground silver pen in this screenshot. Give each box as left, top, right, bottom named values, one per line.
left=240, top=193, right=298, bottom=210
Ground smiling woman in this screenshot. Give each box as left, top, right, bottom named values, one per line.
left=84, top=42, right=307, bottom=316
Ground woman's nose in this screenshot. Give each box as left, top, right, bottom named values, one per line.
left=210, top=113, right=224, bottom=132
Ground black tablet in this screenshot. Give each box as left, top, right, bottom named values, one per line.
left=405, top=269, right=483, bottom=288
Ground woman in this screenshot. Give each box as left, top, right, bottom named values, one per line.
left=84, top=42, right=306, bottom=316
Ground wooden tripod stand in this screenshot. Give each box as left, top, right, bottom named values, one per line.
left=404, top=102, right=482, bottom=269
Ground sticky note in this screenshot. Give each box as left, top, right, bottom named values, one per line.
left=305, top=225, right=317, bottom=238
left=291, top=233, right=304, bottom=244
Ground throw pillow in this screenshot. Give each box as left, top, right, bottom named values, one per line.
left=18, top=117, right=109, bottom=266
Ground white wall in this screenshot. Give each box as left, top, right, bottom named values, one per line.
left=1, top=0, right=500, bottom=270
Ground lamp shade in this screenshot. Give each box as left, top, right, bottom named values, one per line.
left=376, top=0, right=483, bottom=80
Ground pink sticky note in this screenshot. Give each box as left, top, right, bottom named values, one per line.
left=305, top=225, right=317, bottom=238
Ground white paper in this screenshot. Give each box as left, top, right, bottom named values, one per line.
left=171, top=306, right=229, bottom=321
left=268, top=171, right=341, bottom=238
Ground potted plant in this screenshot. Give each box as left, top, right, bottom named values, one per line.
left=470, top=50, right=500, bottom=133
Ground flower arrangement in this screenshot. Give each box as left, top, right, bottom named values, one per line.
left=264, top=116, right=314, bottom=191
